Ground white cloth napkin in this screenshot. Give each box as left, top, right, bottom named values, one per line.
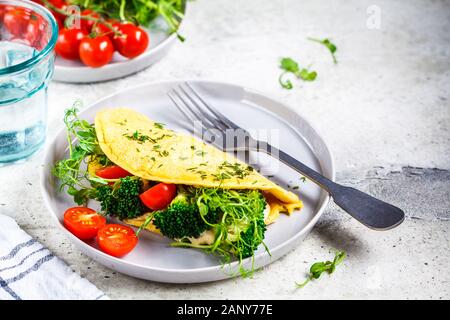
left=0, top=214, right=108, bottom=300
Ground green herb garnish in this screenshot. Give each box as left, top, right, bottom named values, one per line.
left=279, top=57, right=317, bottom=89
left=308, top=37, right=338, bottom=64
left=52, top=103, right=111, bottom=205
left=296, top=250, right=346, bottom=288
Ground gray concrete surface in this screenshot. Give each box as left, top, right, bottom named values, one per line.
left=0, top=0, right=449, bottom=299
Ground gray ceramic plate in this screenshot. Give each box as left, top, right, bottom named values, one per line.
left=40, top=80, right=334, bottom=283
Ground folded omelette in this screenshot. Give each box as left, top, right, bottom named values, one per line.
left=92, top=108, right=302, bottom=238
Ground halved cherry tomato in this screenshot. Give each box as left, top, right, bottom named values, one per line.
left=3, top=7, right=31, bottom=37
left=79, top=35, right=114, bottom=67
left=63, top=207, right=106, bottom=240
left=113, top=23, right=149, bottom=59
left=139, top=183, right=176, bottom=211
left=97, top=224, right=138, bottom=257
left=55, top=28, right=87, bottom=60
left=79, top=9, right=100, bottom=32
left=95, top=165, right=130, bottom=179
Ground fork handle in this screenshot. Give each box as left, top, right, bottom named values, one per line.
left=259, top=142, right=405, bottom=230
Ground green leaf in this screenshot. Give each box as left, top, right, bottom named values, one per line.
left=297, top=68, right=317, bottom=81
left=280, top=57, right=299, bottom=73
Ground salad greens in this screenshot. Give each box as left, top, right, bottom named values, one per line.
left=52, top=103, right=110, bottom=205
left=296, top=250, right=346, bottom=288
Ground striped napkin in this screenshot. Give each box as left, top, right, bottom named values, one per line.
left=0, top=214, right=108, bottom=300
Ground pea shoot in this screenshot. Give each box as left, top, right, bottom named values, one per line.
left=308, top=37, right=338, bottom=64
left=279, top=57, right=317, bottom=89
left=296, top=250, right=346, bottom=288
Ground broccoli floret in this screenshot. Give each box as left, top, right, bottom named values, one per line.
left=238, top=211, right=266, bottom=258
left=96, top=176, right=145, bottom=219
left=153, top=193, right=219, bottom=239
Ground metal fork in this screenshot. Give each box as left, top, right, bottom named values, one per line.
left=167, top=82, right=405, bottom=230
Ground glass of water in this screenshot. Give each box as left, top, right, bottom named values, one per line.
left=0, top=0, right=57, bottom=164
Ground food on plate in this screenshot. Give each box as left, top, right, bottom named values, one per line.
left=55, top=28, right=87, bottom=60
left=33, top=0, right=184, bottom=67
left=53, top=105, right=303, bottom=271
left=63, top=207, right=106, bottom=240
left=79, top=35, right=115, bottom=67
left=97, top=224, right=138, bottom=257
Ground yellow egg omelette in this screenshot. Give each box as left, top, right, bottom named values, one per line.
left=93, top=108, right=303, bottom=236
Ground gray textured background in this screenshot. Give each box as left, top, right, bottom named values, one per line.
left=0, top=0, right=449, bottom=299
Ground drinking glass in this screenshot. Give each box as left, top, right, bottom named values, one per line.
left=0, top=0, right=58, bottom=164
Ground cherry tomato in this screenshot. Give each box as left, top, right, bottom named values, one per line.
left=91, top=22, right=116, bottom=43
left=25, top=13, right=44, bottom=47
left=55, top=28, right=87, bottom=60
left=63, top=207, right=106, bottom=240
left=140, top=183, right=176, bottom=211
left=79, top=9, right=100, bottom=32
left=97, top=224, right=138, bottom=257
left=96, top=165, right=131, bottom=179
left=3, top=7, right=31, bottom=37
left=79, top=35, right=114, bottom=67
left=113, top=23, right=149, bottom=59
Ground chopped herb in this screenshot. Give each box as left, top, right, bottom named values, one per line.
left=124, top=131, right=153, bottom=143
left=158, top=164, right=163, bottom=168
left=154, top=122, right=165, bottom=129
left=190, top=145, right=196, bottom=150
left=187, top=167, right=198, bottom=171
left=292, top=185, right=299, bottom=190
left=308, top=37, right=338, bottom=64
left=153, top=145, right=161, bottom=150
left=267, top=175, right=274, bottom=178
left=136, top=148, right=140, bottom=152
left=199, top=162, right=208, bottom=166
left=179, top=156, right=188, bottom=160
left=300, top=176, right=307, bottom=182
left=296, top=250, right=346, bottom=288
left=161, top=150, right=169, bottom=157
left=195, top=150, right=207, bottom=157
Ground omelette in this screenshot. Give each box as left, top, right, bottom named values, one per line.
left=94, top=108, right=302, bottom=225
left=57, top=107, right=302, bottom=261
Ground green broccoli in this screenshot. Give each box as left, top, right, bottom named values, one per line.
left=96, top=176, right=145, bottom=219
left=153, top=193, right=219, bottom=239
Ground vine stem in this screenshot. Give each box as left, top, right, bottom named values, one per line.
left=42, top=0, right=122, bottom=37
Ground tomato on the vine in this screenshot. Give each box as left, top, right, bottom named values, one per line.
left=3, top=6, right=31, bottom=37
left=25, top=13, right=44, bottom=47
left=113, top=23, right=149, bottom=59
left=79, top=9, right=100, bottom=32
left=79, top=35, right=114, bottom=67
left=55, top=28, right=87, bottom=60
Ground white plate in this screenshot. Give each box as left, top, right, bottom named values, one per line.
left=53, top=4, right=187, bottom=83
left=40, top=80, right=334, bottom=283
